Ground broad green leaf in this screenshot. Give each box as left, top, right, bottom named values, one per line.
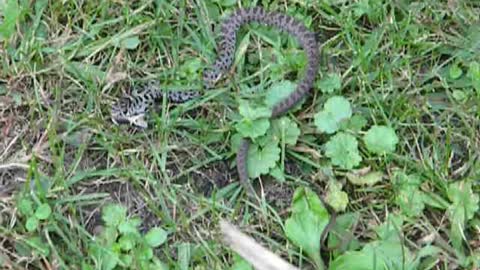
left=247, top=142, right=280, bottom=178
left=270, top=117, right=300, bottom=145
left=447, top=181, right=479, bottom=220
left=325, top=132, right=362, bottom=170
left=447, top=181, right=479, bottom=250
left=364, top=125, right=398, bottom=154
left=100, top=226, right=118, bottom=246
left=347, top=114, right=367, bottom=132
left=346, top=171, right=383, bottom=186
left=238, top=99, right=271, bottom=120
left=314, top=96, right=352, bottom=134
left=235, top=118, right=270, bottom=139
left=0, top=0, right=21, bottom=40
left=102, top=204, right=127, bottom=227
left=135, top=244, right=154, bottom=261
left=265, top=80, right=300, bottom=109
left=331, top=214, right=416, bottom=270
left=449, top=63, right=463, bottom=79
left=230, top=255, right=253, bottom=270
left=91, top=244, right=119, bottom=270
left=145, top=227, right=168, bottom=248
left=331, top=238, right=414, bottom=270
left=314, top=111, right=338, bottom=134
left=324, top=96, right=352, bottom=121
left=177, top=242, right=191, bottom=270
left=120, top=36, right=140, bottom=49
left=286, top=187, right=329, bottom=269
left=118, top=235, right=136, bottom=251
left=352, top=0, right=370, bottom=17
left=396, top=185, right=425, bottom=217
left=326, top=212, right=361, bottom=251
left=151, top=257, right=169, bottom=270
left=375, top=214, right=404, bottom=242
left=269, top=165, right=285, bottom=182
left=34, top=203, right=51, bottom=220
left=24, top=236, right=50, bottom=257
left=452, top=90, right=467, bottom=102
left=324, top=181, right=348, bottom=212
left=230, top=133, right=243, bottom=153
left=291, top=187, right=328, bottom=218
left=421, top=192, right=450, bottom=210
left=26, top=216, right=39, bottom=232
left=285, top=211, right=325, bottom=268
left=180, top=58, right=203, bottom=75
left=118, top=218, right=142, bottom=236
left=217, top=0, right=237, bottom=7
left=318, top=73, right=342, bottom=93
left=392, top=172, right=425, bottom=217
left=18, top=198, right=34, bottom=216
left=120, top=254, right=133, bottom=267
left=468, top=61, right=480, bottom=92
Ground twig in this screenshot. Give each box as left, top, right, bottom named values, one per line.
left=220, top=220, right=299, bottom=270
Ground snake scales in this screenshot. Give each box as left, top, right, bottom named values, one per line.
left=111, top=6, right=337, bottom=251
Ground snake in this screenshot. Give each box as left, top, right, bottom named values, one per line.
left=110, top=6, right=337, bottom=252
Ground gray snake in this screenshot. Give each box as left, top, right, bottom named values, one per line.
left=111, top=6, right=319, bottom=189
left=110, top=6, right=334, bottom=251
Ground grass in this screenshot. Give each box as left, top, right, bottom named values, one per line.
left=1, top=0, right=479, bottom=269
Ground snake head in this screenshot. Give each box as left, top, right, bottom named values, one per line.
left=202, top=68, right=223, bottom=89
left=111, top=96, right=148, bottom=129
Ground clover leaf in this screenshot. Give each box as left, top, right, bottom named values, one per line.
left=314, top=96, right=352, bottom=134
left=236, top=100, right=271, bottom=139
left=235, top=118, right=270, bottom=139
left=144, top=227, right=168, bottom=248
left=346, top=114, right=367, bottom=132
left=449, top=63, right=463, bottom=79
left=238, top=99, right=271, bottom=120
left=26, top=217, right=39, bottom=232
left=325, top=132, right=362, bottom=170
left=265, top=80, right=303, bottom=111
left=34, top=203, right=52, bottom=220
left=269, top=117, right=301, bottom=146
left=102, top=204, right=127, bottom=228
left=247, top=141, right=281, bottom=178
left=363, top=125, right=398, bottom=154
left=314, top=111, right=338, bottom=134
left=317, top=73, right=342, bottom=93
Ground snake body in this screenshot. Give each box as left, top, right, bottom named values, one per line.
left=111, top=7, right=319, bottom=193
left=110, top=5, right=337, bottom=253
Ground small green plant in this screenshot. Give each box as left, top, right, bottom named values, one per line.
left=446, top=181, right=479, bottom=257
left=84, top=203, right=169, bottom=270
left=0, top=0, right=23, bottom=41
left=314, top=95, right=352, bottom=134
left=329, top=215, right=441, bottom=270
left=363, top=125, right=399, bottom=154
left=15, top=196, right=52, bottom=258
left=18, top=197, right=52, bottom=232
left=284, top=187, right=331, bottom=270
left=233, top=80, right=303, bottom=180
left=317, top=73, right=342, bottom=94
left=325, top=132, right=362, bottom=170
